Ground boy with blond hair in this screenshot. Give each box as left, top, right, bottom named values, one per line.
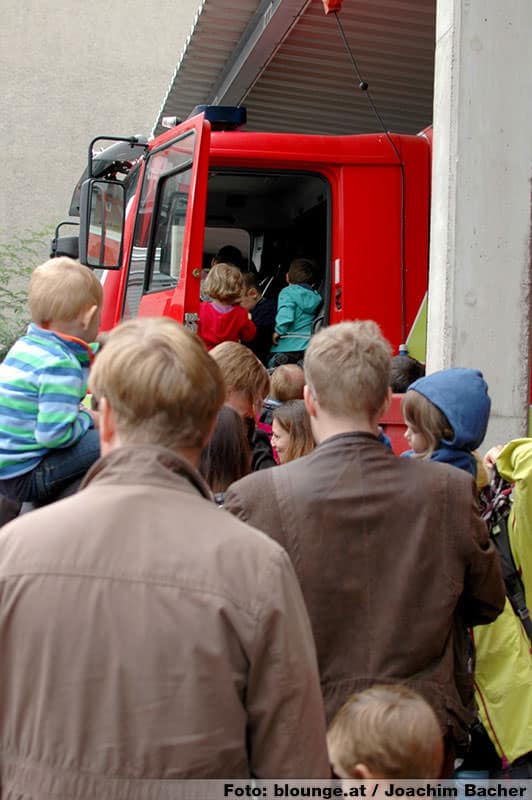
left=258, top=364, right=305, bottom=432
left=0, top=317, right=329, bottom=790
left=327, top=684, right=443, bottom=779
left=0, top=257, right=102, bottom=506
left=271, top=363, right=305, bottom=402
left=226, top=320, right=505, bottom=772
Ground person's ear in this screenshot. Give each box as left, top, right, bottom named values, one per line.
left=82, top=304, right=99, bottom=331
left=304, top=384, right=317, bottom=418
left=352, top=763, right=374, bottom=780
left=99, top=397, right=117, bottom=449
left=376, top=386, right=393, bottom=419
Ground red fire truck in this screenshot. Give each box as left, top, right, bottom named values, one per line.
left=60, top=106, right=431, bottom=361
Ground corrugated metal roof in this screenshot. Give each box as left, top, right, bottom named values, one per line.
left=154, top=0, right=264, bottom=134
left=155, top=0, right=435, bottom=137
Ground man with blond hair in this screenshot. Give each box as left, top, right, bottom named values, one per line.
left=0, top=318, right=329, bottom=795
left=0, top=257, right=102, bottom=509
left=225, top=320, right=505, bottom=771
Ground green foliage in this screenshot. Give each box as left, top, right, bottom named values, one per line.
left=0, top=229, right=52, bottom=361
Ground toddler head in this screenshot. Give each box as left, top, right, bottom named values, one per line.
left=240, top=272, right=261, bottom=312
left=29, top=257, right=103, bottom=342
left=401, top=368, right=490, bottom=458
left=390, top=354, right=425, bottom=393
left=204, top=263, right=244, bottom=305
left=212, top=245, right=246, bottom=272
left=401, top=390, right=453, bottom=457
left=287, top=258, right=317, bottom=286
left=270, top=364, right=305, bottom=402
left=327, top=684, right=443, bottom=780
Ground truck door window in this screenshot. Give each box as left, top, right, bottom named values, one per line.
left=124, top=131, right=195, bottom=318
left=146, top=167, right=192, bottom=292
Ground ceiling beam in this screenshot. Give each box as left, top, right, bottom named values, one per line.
left=208, top=0, right=312, bottom=106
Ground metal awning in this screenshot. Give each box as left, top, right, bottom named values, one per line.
left=154, top=0, right=435, bottom=137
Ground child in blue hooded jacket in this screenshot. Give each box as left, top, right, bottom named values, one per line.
left=269, top=258, right=322, bottom=368
left=400, top=367, right=491, bottom=480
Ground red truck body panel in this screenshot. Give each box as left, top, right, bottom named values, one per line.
left=98, top=118, right=431, bottom=357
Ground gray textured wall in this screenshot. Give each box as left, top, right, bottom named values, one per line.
left=428, top=0, right=532, bottom=444
left=0, top=0, right=200, bottom=253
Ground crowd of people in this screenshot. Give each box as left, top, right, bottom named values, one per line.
left=0, top=255, right=530, bottom=796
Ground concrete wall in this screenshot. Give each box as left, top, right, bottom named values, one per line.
left=0, top=1, right=200, bottom=254
left=428, top=0, right=532, bottom=447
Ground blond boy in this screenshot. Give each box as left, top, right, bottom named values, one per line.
left=0, top=257, right=102, bottom=505
left=270, top=364, right=305, bottom=402
left=258, top=364, right=305, bottom=432
left=327, top=684, right=443, bottom=779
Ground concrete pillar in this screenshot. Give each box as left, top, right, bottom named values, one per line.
left=428, top=0, right=532, bottom=447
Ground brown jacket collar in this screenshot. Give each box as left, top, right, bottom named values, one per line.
left=316, top=430, right=382, bottom=448
left=80, top=443, right=213, bottom=500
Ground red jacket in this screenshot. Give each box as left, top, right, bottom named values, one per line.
left=198, top=302, right=256, bottom=350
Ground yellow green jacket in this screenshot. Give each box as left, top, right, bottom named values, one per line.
left=473, top=438, right=532, bottom=764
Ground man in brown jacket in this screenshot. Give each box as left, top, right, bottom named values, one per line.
left=0, top=318, right=330, bottom=797
left=225, top=320, right=505, bottom=763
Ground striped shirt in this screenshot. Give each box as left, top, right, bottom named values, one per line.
left=0, top=324, right=95, bottom=478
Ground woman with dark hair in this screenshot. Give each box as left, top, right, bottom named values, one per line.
left=200, top=404, right=251, bottom=505
left=271, top=400, right=315, bottom=465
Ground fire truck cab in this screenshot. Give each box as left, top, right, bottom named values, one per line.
left=65, top=106, right=431, bottom=353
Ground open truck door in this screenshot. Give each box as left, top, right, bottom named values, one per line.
left=79, top=114, right=211, bottom=333
left=130, top=115, right=210, bottom=331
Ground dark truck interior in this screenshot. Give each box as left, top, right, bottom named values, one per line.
left=202, top=169, right=330, bottom=304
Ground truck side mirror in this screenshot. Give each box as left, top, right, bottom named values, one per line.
left=50, top=220, right=79, bottom=259
left=79, top=178, right=125, bottom=269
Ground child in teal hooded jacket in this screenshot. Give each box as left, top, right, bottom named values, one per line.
left=269, top=258, right=322, bottom=369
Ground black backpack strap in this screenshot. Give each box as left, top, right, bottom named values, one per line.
left=489, top=497, right=532, bottom=645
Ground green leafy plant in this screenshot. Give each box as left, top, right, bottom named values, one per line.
left=0, top=229, right=52, bottom=360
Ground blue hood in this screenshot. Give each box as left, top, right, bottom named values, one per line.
left=409, top=368, right=491, bottom=452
